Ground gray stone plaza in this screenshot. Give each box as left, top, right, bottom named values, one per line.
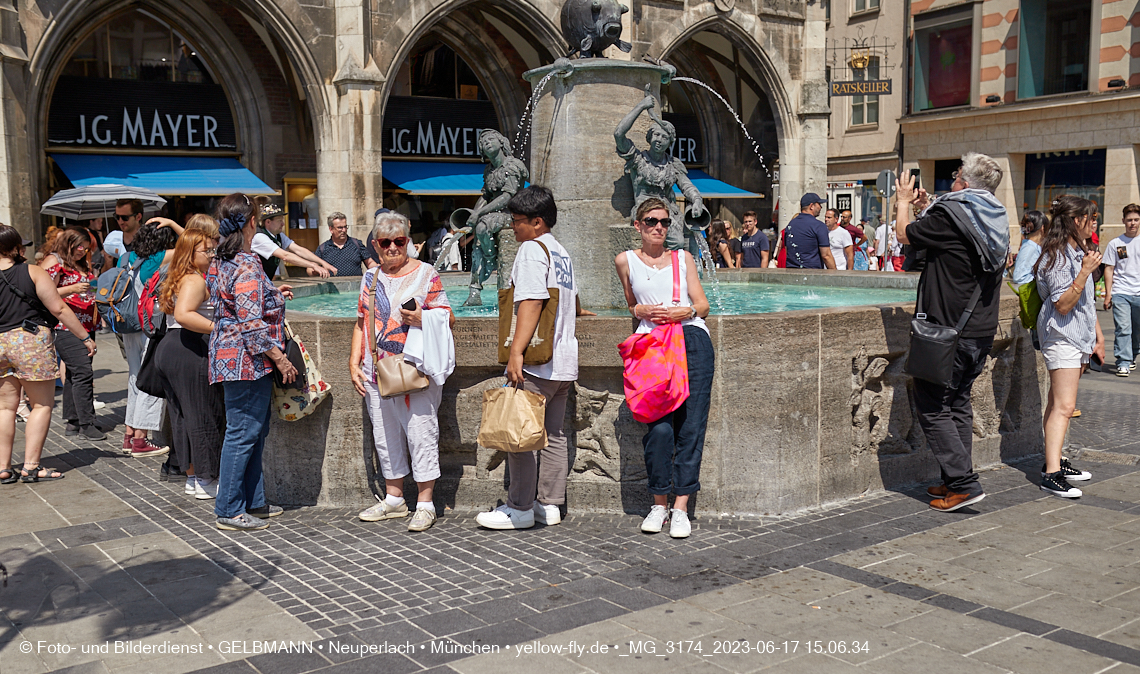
left=1, top=311, right=1139, bottom=674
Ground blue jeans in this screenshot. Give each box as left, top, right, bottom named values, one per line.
left=642, top=325, right=715, bottom=496
left=1112, top=293, right=1140, bottom=366
left=215, top=376, right=272, bottom=519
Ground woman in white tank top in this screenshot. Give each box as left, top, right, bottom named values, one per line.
left=614, top=197, right=714, bottom=540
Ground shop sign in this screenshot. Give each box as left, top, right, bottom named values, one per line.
left=662, top=113, right=704, bottom=165
left=383, top=96, right=501, bottom=158
left=829, top=80, right=892, bottom=96
left=835, top=193, right=852, bottom=212
left=48, top=76, right=236, bottom=149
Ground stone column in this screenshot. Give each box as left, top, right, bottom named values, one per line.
left=0, top=0, right=30, bottom=238
left=781, top=1, right=830, bottom=231
left=323, top=0, right=386, bottom=244
left=525, top=60, right=672, bottom=309
left=1104, top=144, right=1140, bottom=242
left=989, top=153, right=1023, bottom=244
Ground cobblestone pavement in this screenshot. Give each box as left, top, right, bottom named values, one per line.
left=2, top=339, right=1139, bottom=674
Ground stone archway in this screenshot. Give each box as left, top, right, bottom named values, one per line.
left=23, top=0, right=328, bottom=232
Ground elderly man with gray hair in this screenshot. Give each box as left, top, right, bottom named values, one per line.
left=894, top=152, right=1010, bottom=513
left=315, top=211, right=375, bottom=277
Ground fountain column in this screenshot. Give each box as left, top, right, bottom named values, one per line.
left=523, top=59, right=673, bottom=309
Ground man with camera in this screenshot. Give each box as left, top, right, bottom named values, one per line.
left=894, top=153, right=1009, bottom=512
left=1104, top=204, right=1140, bottom=376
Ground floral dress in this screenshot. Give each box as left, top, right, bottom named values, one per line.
left=44, top=263, right=96, bottom=333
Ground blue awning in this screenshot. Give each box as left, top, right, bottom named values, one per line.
left=50, top=153, right=276, bottom=196
left=382, top=161, right=490, bottom=196
left=674, top=170, right=761, bottom=199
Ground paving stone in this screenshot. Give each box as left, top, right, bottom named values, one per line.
left=746, top=567, right=863, bottom=605
left=864, top=641, right=1011, bottom=674
left=887, top=606, right=1020, bottom=655
left=1030, top=541, right=1139, bottom=574
left=970, top=632, right=1119, bottom=673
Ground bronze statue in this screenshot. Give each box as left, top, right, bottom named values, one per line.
left=452, top=129, right=529, bottom=306
left=561, top=0, right=631, bottom=58
left=614, top=86, right=706, bottom=252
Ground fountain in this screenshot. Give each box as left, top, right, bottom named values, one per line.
left=264, top=4, right=1048, bottom=517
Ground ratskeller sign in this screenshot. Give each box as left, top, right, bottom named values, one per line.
left=829, top=80, right=892, bottom=96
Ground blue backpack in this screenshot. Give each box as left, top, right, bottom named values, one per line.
left=94, top=256, right=144, bottom=334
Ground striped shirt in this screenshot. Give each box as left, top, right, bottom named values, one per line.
left=1036, top=244, right=1097, bottom=353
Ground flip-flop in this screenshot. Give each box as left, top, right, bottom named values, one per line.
left=20, top=464, right=65, bottom=482
left=0, top=468, right=17, bottom=484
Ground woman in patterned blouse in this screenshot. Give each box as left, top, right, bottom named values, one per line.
left=207, top=193, right=297, bottom=532
left=40, top=228, right=103, bottom=440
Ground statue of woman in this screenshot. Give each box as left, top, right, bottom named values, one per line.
left=458, top=130, right=529, bottom=306
left=614, top=86, right=706, bottom=253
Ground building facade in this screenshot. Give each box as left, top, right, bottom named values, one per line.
left=901, top=0, right=1140, bottom=245
left=0, top=0, right=831, bottom=246
left=824, top=0, right=906, bottom=226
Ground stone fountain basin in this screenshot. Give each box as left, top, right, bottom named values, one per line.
left=267, top=270, right=1044, bottom=517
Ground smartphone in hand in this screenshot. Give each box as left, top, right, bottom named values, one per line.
left=401, top=298, right=417, bottom=312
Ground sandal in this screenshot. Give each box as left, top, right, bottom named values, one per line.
left=20, top=464, right=65, bottom=482
left=0, top=468, right=17, bottom=484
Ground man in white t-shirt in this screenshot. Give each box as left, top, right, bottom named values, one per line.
left=875, top=220, right=902, bottom=271
left=251, top=203, right=337, bottom=279
left=824, top=208, right=853, bottom=270
left=475, top=186, right=594, bottom=531
left=1105, top=203, right=1140, bottom=375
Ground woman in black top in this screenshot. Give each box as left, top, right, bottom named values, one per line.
left=0, top=225, right=95, bottom=483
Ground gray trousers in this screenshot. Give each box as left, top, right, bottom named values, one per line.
left=123, top=331, right=165, bottom=431
left=506, top=374, right=572, bottom=510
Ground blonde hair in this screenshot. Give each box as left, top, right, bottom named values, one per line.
left=185, top=213, right=220, bottom=239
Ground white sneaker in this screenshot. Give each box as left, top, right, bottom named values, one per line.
left=475, top=504, right=534, bottom=530
left=641, top=505, right=669, bottom=533
left=533, top=502, right=561, bottom=525
left=92, top=399, right=106, bottom=410
left=184, top=477, right=198, bottom=495
left=358, top=498, right=409, bottom=522
left=669, top=509, right=691, bottom=538
left=194, top=479, right=218, bottom=500
left=1116, top=364, right=1130, bottom=377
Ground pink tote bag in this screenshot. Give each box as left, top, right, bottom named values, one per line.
left=618, top=250, right=690, bottom=423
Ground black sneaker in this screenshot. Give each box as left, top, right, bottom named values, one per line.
left=79, top=425, right=107, bottom=441
left=1041, top=471, right=1082, bottom=498
left=1040, top=457, right=1091, bottom=482
left=64, top=422, right=80, bottom=437
left=158, top=459, right=184, bottom=482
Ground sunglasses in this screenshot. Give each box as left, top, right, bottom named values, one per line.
left=115, top=213, right=136, bottom=221
left=640, top=217, right=671, bottom=230
left=377, top=237, right=408, bottom=249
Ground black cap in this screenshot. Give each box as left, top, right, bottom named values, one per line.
left=800, top=193, right=827, bottom=208
left=374, top=208, right=392, bottom=218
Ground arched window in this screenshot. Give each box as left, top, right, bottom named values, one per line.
left=59, top=9, right=215, bottom=84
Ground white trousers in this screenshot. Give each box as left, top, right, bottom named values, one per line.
left=122, top=331, right=165, bottom=431
left=363, top=377, right=442, bottom=483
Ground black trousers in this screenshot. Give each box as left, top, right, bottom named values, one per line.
left=912, top=336, right=993, bottom=496
left=55, top=329, right=95, bottom=427
left=154, top=329, right=225, bottom=482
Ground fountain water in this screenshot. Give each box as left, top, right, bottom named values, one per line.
left=672, top=76, right=773, bottom=179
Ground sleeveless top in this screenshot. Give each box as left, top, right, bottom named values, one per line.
left=257, top=226, right=283, bottom=278
left=167, top=293, right=216, bottom=332
left=0, top=263, right=46, bottom=333
left=624, top=250, right=708, bottom=335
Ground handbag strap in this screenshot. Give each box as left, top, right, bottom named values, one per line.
left=368, top=271, right=380, bottom=368
left=671, top=250, right=681, bottom=305
left=511, top=240, right=553, bottom=289
left=953, top=283, right=985, bottom=332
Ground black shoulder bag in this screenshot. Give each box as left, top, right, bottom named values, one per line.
left=0, top=265, right=59, bottom=330
left=904, top=279, right=984, bottom=388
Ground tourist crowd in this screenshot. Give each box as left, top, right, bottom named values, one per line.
left=0, top=149, right=1114, bottom=534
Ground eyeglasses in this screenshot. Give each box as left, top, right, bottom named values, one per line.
left=640, top=217, right=671, bottom=230
left=510, top=215, right=532, bottom=225
left=197, top=248, right=217, bottom=257
left=115, top=213, right=135, bottom=221
left=377, top=237, right=408, bottom=249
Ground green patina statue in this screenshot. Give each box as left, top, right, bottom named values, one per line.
left=614, top=86, right=707, bottom=253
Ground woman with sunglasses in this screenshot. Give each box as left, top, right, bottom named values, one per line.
left=41, top=228, right=105, bottom=440
left=350, top=211, right=454, bottom=533
left=154, top=227, right=225, bottom=500
left=614, top=197, right=713, bottom=539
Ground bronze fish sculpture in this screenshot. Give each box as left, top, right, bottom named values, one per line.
left=561, top=0, right=632, bottom=58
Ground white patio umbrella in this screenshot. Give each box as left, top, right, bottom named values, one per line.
left=40, top=184, right=167, bottom=221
